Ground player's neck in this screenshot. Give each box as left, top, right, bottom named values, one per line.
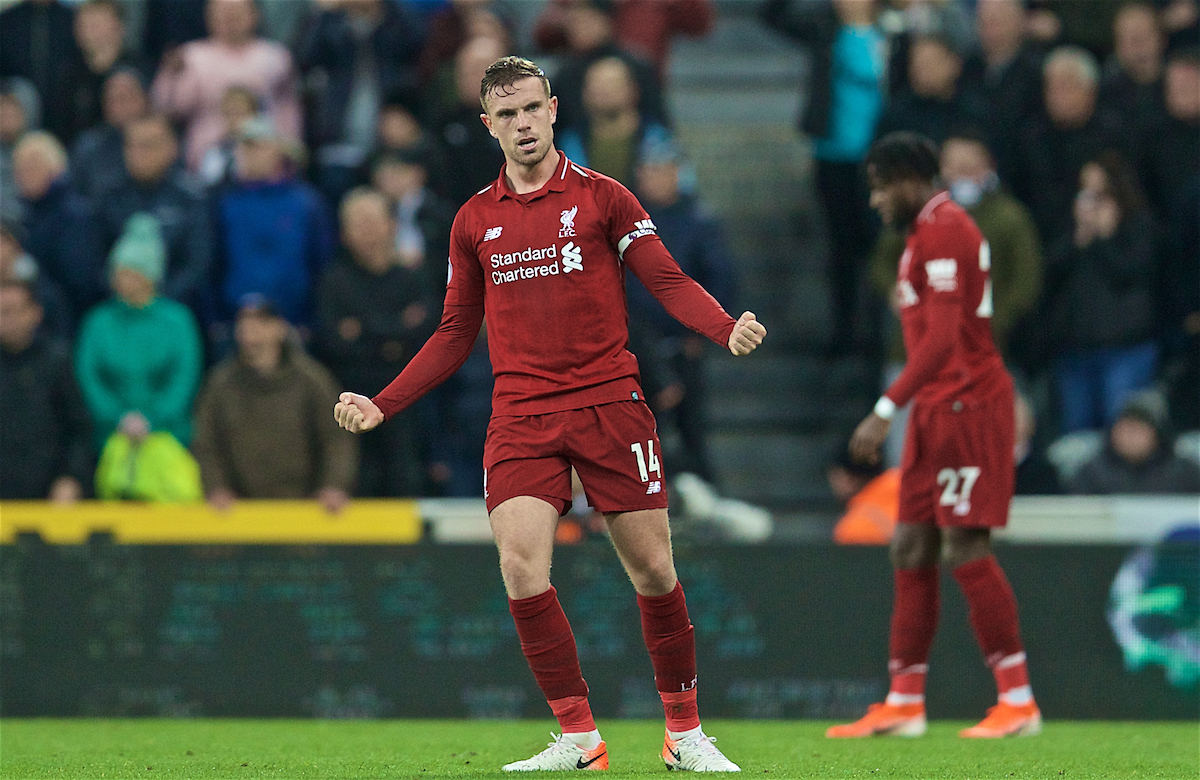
left=506, top=148, right=561, bottom=195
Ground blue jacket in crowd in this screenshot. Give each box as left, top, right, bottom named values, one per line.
left=22, top=176, right=105, bottom=313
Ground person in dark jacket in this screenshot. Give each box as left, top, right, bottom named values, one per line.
left=0, top=0, right=84, bottom=144
left=1070, top=390, right=1200, bottom=494
left=95, top=114, right=212, bottom=313
left=0, top=279, right=92, bottom=501
left=70, top=67, right=149, bottom=200
left=294, top=0, right=424, bottom=206
left=1098, top=2, right=1168, bottom=150
left=761, top=0, right=886, bottom=356
left=0, top=217, right=74, bottom=339
left=626, top=140, right=736, bottom=483
left=1014, top=391, right=1061, bottom=495
left=961, top=0, right=1047, bottom=186
left=315, top=188, right=438, bottom=497
left=1045, top=151, right=1160, bottom=432
left=1139, top=47, right=1200, bottom=219
left=65, top=0, right=146, bottom=143
left=13, top=131, right=105, bottom=315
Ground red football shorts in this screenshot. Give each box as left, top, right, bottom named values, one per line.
left=483, top=401, right=670, bottom=516
left=898, top=391, right=1015, bottom=528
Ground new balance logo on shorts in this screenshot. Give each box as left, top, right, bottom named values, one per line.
left=646, top=480, right=662, bottom=495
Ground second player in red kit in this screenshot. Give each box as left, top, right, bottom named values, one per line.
left=829, top=133, right=1041, bottom=740
left=335, top=57, right=765, bottom=772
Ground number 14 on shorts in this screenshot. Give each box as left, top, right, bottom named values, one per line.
left=631, top=441, right=663, bottom=494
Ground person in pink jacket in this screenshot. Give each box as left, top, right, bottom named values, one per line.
left=151, top=0, right=300, bottom=172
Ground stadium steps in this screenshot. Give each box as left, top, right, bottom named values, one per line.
left=660, top=6, right=878, bottom=520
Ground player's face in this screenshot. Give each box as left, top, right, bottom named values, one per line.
left=481, top=77, right=558, bottom=170
left=868, top=168, right=924, bottom=228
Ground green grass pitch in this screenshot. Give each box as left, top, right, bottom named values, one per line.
left=1, top=719, right=1196, bottom=779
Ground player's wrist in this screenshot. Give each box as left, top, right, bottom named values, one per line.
left=873, top=396, right=897, bottom=421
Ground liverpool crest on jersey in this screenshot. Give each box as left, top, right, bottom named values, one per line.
left=559, top=206, right=577, bottom=237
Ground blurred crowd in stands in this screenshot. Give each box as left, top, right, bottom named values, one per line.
left=0, top=0, right=1196, bottom=513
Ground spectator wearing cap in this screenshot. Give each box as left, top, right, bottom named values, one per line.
left=76, top=213, right=204, bottom=451
left=294, top=0, right=425, bottom=206
left=151, top=0, right=301, bottom=172
left=96, top=114, right=212, bottom=313
left=530, top=0, right=667, bottom=133
left=0, top=278, right=92, bottom=502
left=370, top=148, right=455, bottom=298
left=1013, top=45, right=1131, bottom=243
left=192, top=294, right=358, bottom=513
left=316, top=188, right=438, bottom=497
left=13, top=131, right=106, bottom=315
left=625, top=139, right=734, bottom=484
left=0, top=79, right=40, bottom=223
left=0, top=217, right=74, bottom=339
left=557, top=55, right=677, bottom=188
left=873, top=31, right=988, bottom=147
left=212, top=116, right=334, bottom=335
left=1069, top=390, right=1200, bottom=494
left=66, top=0, right=147, bottom=143
left=71, top=68, right=150, bottom=200
left=0, top=0, right=84, bottom=144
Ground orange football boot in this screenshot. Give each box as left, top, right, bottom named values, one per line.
left=826, top=702, right=927, bottom=738
left=959, top=701, right=1042, bottom=738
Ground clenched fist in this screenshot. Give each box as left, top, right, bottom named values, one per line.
left=334, top=392, right=384, bottom=433
left=728, top=311, right=767, bottom=356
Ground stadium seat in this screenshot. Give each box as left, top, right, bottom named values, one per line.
left=1047, top=430, right=1105, bottom=484
left=1175, top=431, right=1200, bottom=466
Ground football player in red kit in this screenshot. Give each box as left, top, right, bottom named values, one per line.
left=827, top=132, right=1041, bottom=740
left=334, top=57, right=764, bottom=771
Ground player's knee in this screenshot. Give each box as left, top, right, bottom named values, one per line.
left=941, top=529, right=991, bottom=569
left=890, top=528, right=938, bottom=570
left=497, top=548, right=550, bottom=599
left=628, top=556, right=677, bottom=596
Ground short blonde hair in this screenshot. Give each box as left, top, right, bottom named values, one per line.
left=13, top=131, right=67, bottom=173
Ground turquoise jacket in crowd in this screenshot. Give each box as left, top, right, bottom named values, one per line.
left=75, top=296, right=204, bottom=450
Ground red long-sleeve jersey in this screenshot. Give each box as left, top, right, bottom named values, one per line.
left=884, top=191, right=1012, bottom=409
left=372, top=152, right=736, bottom=420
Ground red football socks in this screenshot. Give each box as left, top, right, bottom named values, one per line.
left=638, top=581, right=701, bottom=731
left=953, top=556, right=1032, bottom=703
left=509, top=586, right=594, bottom=731
left=887, top=566, right=940, bottom=702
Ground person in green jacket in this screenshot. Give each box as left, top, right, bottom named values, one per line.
left=75, top=212, right=203, bottom=451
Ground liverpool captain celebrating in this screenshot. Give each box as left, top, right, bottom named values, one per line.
left=828, top=132, right=1040, bottom=740
left=334, top=57, right=764, bottom=771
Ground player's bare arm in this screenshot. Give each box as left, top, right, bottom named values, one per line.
left=728, top=311, right=766, bottom=356
left=333, top=392, right=383, bottom=433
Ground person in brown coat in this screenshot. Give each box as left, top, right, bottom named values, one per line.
left=192, top=294, right=358, bottom=513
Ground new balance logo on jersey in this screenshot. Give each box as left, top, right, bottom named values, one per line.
left=483, top=226, right=503, bottom=241
left=926, top=259, right=958, bottom=292
left=559, top=206, right=577, bottom=237
left=561, top=241, right=583, bottom=272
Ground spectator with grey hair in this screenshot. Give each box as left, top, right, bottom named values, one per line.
left=70, top=67, right=150, bottom=199
left=1013, top=45, right=1131, bottom=242
left=13, top=131, right=105, bottom=314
